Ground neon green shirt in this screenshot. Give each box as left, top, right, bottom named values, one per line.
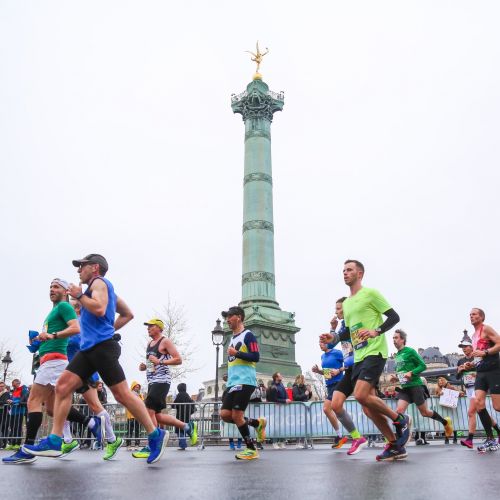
left=343, top=287, right=391, bottom=363
left=39, top=301, right=77, bottom=357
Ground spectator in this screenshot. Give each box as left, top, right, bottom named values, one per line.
left=96, top=381, right=108, bottom=404
left=7, top=379, right=29, bottom=449
left=126, top=381, right=144, bottom=449
left=292, top=375, right=311, bottom=402
left=435, top=377, right=460, bottom=444
left=0, top=381, right=10, bottom=449
left=172, top=383, right=196, bottom=450
left=267, top=372, right=290, bottom=449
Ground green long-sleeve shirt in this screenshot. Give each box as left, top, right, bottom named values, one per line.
left=394, top=346, right=426, bottom=388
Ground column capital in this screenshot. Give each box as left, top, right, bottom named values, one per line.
left=231, top=79, right=284, bottom=122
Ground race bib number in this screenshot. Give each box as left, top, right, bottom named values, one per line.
left=397, top=372, right=408, bottom=385
left=463, top=372, right=476, bottom=387
left=146, top=360, right=156, bottom=374
left=350, top=322, right=368, bottom=351
left=228, top=385, right=242, bottom=393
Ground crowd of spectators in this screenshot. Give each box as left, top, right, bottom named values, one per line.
left=0, top=379, right=29, bottom=450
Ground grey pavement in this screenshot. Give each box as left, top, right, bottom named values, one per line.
left=1, top=443, right=499, bottom=500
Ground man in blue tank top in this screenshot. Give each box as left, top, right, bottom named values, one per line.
left=25, top=254, right=169, bottom=465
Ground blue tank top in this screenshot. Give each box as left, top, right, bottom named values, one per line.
left=80, top=277, right=117, bottom=351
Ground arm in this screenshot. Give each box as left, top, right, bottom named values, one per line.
left=409, top=350, right=427, bottom=377
left=69, top=279, right=108, bottom=317
left=235, top=332, right=260, bottom=362
left=358, top=308, right=400, bottom=341
left=39, top=318, right=80, bottom=341
left=114, top=296, right=134, bottom=331
left=149, top=338, right=182, bottom=366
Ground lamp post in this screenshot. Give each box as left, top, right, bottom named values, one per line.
left=2, top=351, right=13, bottom=383
left=211, top=319, right=225, bottom=433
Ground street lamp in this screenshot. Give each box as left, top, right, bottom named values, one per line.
left=211, top=319, right=225, bottom=434
left=2, top=351, right=13, bottom=383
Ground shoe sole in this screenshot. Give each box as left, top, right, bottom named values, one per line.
left=460, top=441, right=473, bottom=449
left=60, top=443, right=80, bottom=457
left=376, top=453, right=407, bottom=462
left=347, top=440, right=368, bottom=456
left=132, top=453, right=149, bottom=459
left=21, top=446, right=62, bottom=458
left=103, top=438, right=124, bottom=461
left=147, top=430, right=169, bottom=464
left=332, top=438, right=348, bottom=449
left=235, top=454, right=259, bottom=460
left=2, top=457, right=38, bottom=464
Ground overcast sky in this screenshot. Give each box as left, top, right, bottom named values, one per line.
left=1, top=1, right=499, bottom=393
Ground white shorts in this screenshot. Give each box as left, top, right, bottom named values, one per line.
left=465, top=386, right=476, bottom=399
left=34, top=359, right=68, bottom=386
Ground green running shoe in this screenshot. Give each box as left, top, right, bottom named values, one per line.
left=103, top=437, right=123, bottom=461
left=188, top=421, right=198, bottom=446
left=256, top=417, right=267, bottom=443
left=132, top=446, right=150, bottom=458
left=235, top=447, right=259, bottom=460
left=61, top=440, right=80, bottom=456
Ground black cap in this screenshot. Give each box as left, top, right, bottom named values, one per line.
left=72, top=254, right=109, bottom=274
left=221, top=306, right=245, bottom=320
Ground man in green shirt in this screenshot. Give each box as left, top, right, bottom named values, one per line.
left=391, top=329, right=453, bottom=440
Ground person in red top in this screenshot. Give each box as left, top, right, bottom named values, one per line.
left=470, top=307, right=500, bottom=452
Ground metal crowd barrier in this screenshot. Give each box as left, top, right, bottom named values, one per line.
left=1, top=397, right=498, bottom=448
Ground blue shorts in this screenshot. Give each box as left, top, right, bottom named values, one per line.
left=326, top=382, right=338, bottom=401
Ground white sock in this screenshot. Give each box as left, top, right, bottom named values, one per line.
left=63, top=421, right=73, bottom=443
left=87, top=417, right=96, bottom=430
left=98, top=410, right=116, bottom=442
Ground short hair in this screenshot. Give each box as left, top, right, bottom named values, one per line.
left=336, top=297, right=347, bottom=304
left=394, top=329, right=407, bottom=344
left=272, top=372, right=280, bottom=382
left=473, top=308, right=485, bottom=320
left=344, top=259, right=365, bottom=274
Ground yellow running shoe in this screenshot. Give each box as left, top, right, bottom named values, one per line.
left=235, top=447, right=259, bottom=460
left=444, top=417, right=454, bottom=438
left=132, top=446, right=150, bottom=458
left=256, top=417, right=267, bottom=443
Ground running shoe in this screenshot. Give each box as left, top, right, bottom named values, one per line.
left=443, top=417, right=454, bottom=438
left=187, top=421, right=198, bottom=446
left=22, top=436, right=63, bottom=458
left=61, top=440, right=80, bottom=456
left=2, top=449, right=37, bottom=464
left=235, top=447, right=259, bottom=460
left=460, top=438, right=473, bottom=449
left=347, top=436, right=368, bottom=455
left=376, top=443, right=407, bottom=462
left=132, top=446, right=150, bottom=458
left=147, top=429, right=169, bottom=464
left=256, top=417, right=267, bottom=443
left=229, top=441, right=236, bottom=450
left=5, top=444, right=20, bottom=451
left=332, top=436, right=348, bottom=449
left=272, top=442, right=280, bottom=449
left=103, top=437, right=123, bottom=461
left=89, top=415, right=105, bottom=449
left=393, top=414, right=411, bottom=447
left=477, top=439, right=499, bottom=453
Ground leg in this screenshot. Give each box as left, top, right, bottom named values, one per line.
left=468, top=397, right=477, bottom=434
left=323, top=400, right=340, bottom=432
left=52, top=371, right=84, bottom=436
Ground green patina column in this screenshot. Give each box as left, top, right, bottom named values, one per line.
left=221, top=75, right=301, bottom=377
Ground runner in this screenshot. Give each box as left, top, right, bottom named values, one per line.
left=24, top=254, right=168, bottom=464
left=391, top=329, right=453, bottom=441
left=131, top=318, right=197, bottom=459
left=328, top=297, right=368, bottom=455
left=219, top=306, right=266, bottom=460
left=321, top=260, right=410, bottom=461
left=469, top=308, right=500, bottom=453
left=3, top=279, right=98, bottom=464
left=66, top=298, right=123, bottom=459
left=311, top=342, right=345, bottom=448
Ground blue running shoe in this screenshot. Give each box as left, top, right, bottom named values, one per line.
left=147, top=429, right=169, bottom=464
left=376, top=443, right=407, bottom=461
left=393, top=414, right=411, bottom=447
left=90, top=415, right=106, bottom=449
left=2, top=449, right=37, bottom=464
left=22, top=436, right=62, bottom=458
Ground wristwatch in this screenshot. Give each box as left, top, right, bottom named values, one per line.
left=375, top=328, right=383, bottom=336
left=484, top=349, right=489, bottom=357
left=53, top=332, right=59, bottom=340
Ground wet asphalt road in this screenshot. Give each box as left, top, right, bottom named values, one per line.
left=1, top=443, right=499, bottom=500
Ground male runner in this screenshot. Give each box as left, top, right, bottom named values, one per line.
left=3, top=279, right=98, bottom=464
left=312, top=342, right=345, bottom=447
left=327, top=297, right=368, bottom=455
left=219, top=306, right=266, bottom=460
left=469, top=308, right=500, bottom=453
left=321, top=260, right=410, bottom=461
left=25, top=254, right=168, bottom=464
left=131, top=318, right=197, bottom=459
left=391, top=329, right=453, bottom=439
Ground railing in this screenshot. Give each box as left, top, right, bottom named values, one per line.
left=0, top=397, right=497, bottom=447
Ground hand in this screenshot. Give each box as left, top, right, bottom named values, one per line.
left=319, top=333, right=334, bottom=344
left=471, top=350, right=486, bottom=358
left=331, top=369, right=340, bottom=377
left=357, top=329, right=378, bottom=341
left=464, top=362, right=475, bottom=370
left=330, top=315, right=338, bottom=330
left=286, top=399, right=292, bottom=404
left=67, top=283, right=83, bottom=299
left=148, top=355, right=160, bottom=365
left=38, top=332, right=52, bottom=341
left=311, top=364, right=321, bottom=374
left=403, top=371, right=412, bottom=381
left=456, top=365, right=464, bottom=373
left=227, top=346, right=238, bottom=356
left=139, top=363, right=147, bottom=371
left=305, top=390, right=309, bottom=396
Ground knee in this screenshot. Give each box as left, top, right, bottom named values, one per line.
left=355, top=391, right=369, bottom=406
left=55, top=381, right=72, bottom=398
left=220, top=411, right=231, bottom=423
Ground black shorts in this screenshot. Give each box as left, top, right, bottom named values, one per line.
left=333, top=366, right=354, bottom=397
left=66, top=339, right=125, bottom=388
left=145, top=382, right=170, bottom=413
left=221, top=384, right=255, bottom=412
left=351, top=355, right=386, bottom=387
left=75, top=377, right=98, bottom=395
left=475, top=369, right=500, bottom=394
left=396, top=385, right=428, bottom=406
